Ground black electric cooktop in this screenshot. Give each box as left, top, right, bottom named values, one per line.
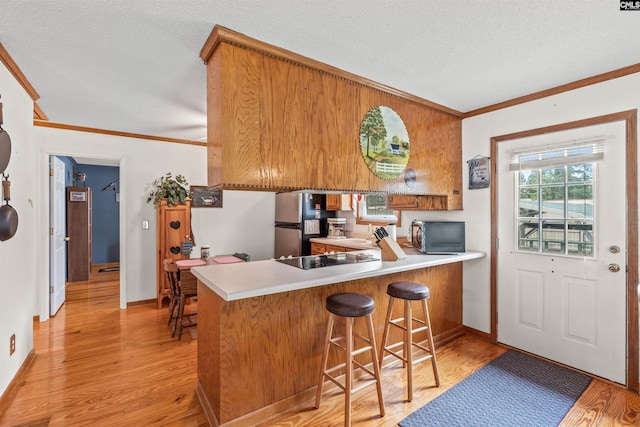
left=276, top=252, right=380, bottom=270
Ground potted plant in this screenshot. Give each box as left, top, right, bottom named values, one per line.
left=147, top=173, right=191, bottom=207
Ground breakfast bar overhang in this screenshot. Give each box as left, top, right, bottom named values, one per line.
left=191, top=250, right=485, bottom=426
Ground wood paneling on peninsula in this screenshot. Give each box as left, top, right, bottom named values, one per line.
left=200, top=26, right=463, bottom=209
left=196, top=263, right=462, bottom=425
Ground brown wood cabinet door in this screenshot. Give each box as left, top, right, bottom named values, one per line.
left=387, top=195, right=418, bottom=209
left=326, top=244, right=347, bottom=253
left=387, top=195, right=448, bottom=211
left=66, top=186, right=92, bottom=282
left=326, top=194, right=352, bottom=211
left=326, top=195, right=340, bottom=211
left=311, top=243, right=326, bottom=255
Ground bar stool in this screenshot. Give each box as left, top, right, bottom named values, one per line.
left=315, top=292, right=385, bottom=426
left=379, top=281, right=440, bottom=401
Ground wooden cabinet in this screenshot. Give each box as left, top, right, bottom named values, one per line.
left=326, top=194, right=351, bottom=211
left=201, top=26, right=462, bottom=209
left=311, top=243, right=326, bottom=255
left=311, top=242, right=359, bottom=254
left=387, top=194, right=448, bottom=211
left=66, top=186, right=92, bottom=282
left=156, top=200, right=191, bottom=308
left=327, top=244, right=356, bottom=253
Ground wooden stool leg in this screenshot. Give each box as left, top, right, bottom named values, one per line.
left=405, top=299, right=414, bottom=401
left=365, top=314, right=385, bottom=417
left=422, top=299, right=440, bottom=387
left=344, top=317, right=353, bottom=427
left=315, top=314, right=335, bottom=409
left=378, top=296, right=395, bottom=367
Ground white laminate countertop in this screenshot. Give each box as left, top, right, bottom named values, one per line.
left=191, top=248, right=486, bottom=301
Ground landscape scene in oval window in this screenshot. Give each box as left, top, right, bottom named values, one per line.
left=359, top=106, right=410, bottom=180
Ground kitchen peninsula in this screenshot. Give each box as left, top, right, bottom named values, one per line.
left=191, top=249, right=484, bottom=426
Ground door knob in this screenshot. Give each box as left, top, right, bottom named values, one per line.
left=63, top=236, right=70, bottom=241
left=608, top=263, right=621, bottom=273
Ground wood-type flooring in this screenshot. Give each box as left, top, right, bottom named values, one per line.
left=1, top=271, right=639, bottom=426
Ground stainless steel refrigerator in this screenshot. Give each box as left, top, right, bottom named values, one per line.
left=274, top=193, right=334, bottom=257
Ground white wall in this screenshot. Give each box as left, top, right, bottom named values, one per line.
left=460, top=72, right=640, bottom=333
left=2, top=110, right=275, bottom=400
left=0, top=63, right=37, bottom=396
left=33, top=126, right=276, bottom=318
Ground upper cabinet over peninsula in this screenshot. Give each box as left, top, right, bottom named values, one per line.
left=200, top=26, right=464, bottom=210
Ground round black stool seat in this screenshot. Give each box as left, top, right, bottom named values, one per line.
left=387, top=282, right=430, bottom=301
left=326, top=292, right=375, bottom=317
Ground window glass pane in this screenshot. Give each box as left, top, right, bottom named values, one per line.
left=541, top=167, right=565, bottom=184
left=519, top=169, right=539, bottom=185
left=518, top=220, right=539, bottom=252
left=567, top=220, right=593, bottom=256
left=519, top=187, right=539, bottom=217
left=515, top=162, right=595, bottom=258
left=541, top=186, right=565, bottom=218
left=540, top=220, right=565, bottom=254
left=364, top=194, right=394, bottom=217
left=567, top=184, right=593, bottom=219
left=567, top=163, right=593, bottom=183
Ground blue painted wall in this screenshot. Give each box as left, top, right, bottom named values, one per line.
left=76, top=164, right=120, bottom=264
left=58, top=156, right=78, bottom=186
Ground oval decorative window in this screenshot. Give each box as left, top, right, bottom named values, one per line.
left=359, top=106, right=410, bottom=180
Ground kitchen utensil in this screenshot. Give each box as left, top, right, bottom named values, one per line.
left=0, top=98, right=12, bottom=173
left=0, top=174, right=18, bottom=241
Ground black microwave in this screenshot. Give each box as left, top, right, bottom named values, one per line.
left=411, top=221, right=466, bottom=254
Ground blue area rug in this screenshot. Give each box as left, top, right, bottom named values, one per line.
left=399, top=350, right=591, bottom=427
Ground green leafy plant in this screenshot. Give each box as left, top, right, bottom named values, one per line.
left=147, top=173, right=191, bottom=207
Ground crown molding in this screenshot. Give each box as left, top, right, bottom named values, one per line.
left=0, top=42, right=40, bottom=101
left=34, top=121, right=207, bottom=146
left=464, top=63, right=640, bottom=118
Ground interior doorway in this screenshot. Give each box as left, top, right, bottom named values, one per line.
left=48, top=155, right=122, bottom=315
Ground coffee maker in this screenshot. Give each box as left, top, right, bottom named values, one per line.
left=327, top=218, right=346, bottom=239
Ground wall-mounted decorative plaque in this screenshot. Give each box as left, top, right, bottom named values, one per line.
left=190, top=186, right=223, bottom=208
left=468, top=156, right=490, bottom=189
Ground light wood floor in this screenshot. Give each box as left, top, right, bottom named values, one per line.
left=1, top=272, right=639, bottom=426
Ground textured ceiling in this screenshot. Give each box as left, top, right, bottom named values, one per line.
left=0, top=1, right=639, bottom=143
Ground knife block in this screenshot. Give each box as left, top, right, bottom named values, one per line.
left=378, top=237, right=406, bottom=261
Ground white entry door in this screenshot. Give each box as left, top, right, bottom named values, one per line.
left=497, top=121, right=626, bottom=384
left=50, top=156, right=66, bottom=316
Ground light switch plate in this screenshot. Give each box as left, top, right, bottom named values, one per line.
left=142, top=220, right=149, bottom=230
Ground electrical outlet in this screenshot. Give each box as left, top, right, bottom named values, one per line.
left=9, top=334, right=15, bottom=356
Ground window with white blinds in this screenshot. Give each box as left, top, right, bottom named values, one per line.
left=509, top=138, right=605, bottom=172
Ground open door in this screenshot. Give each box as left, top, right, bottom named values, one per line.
left=49, top=156, right=66, bottom=315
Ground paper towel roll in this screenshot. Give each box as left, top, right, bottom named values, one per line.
left=387, top=223, right=396, bottom=241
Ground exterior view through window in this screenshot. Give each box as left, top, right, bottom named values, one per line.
left=358, top=194, right=398, bottom=224
left=517, top=159, right=595, bottom=257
